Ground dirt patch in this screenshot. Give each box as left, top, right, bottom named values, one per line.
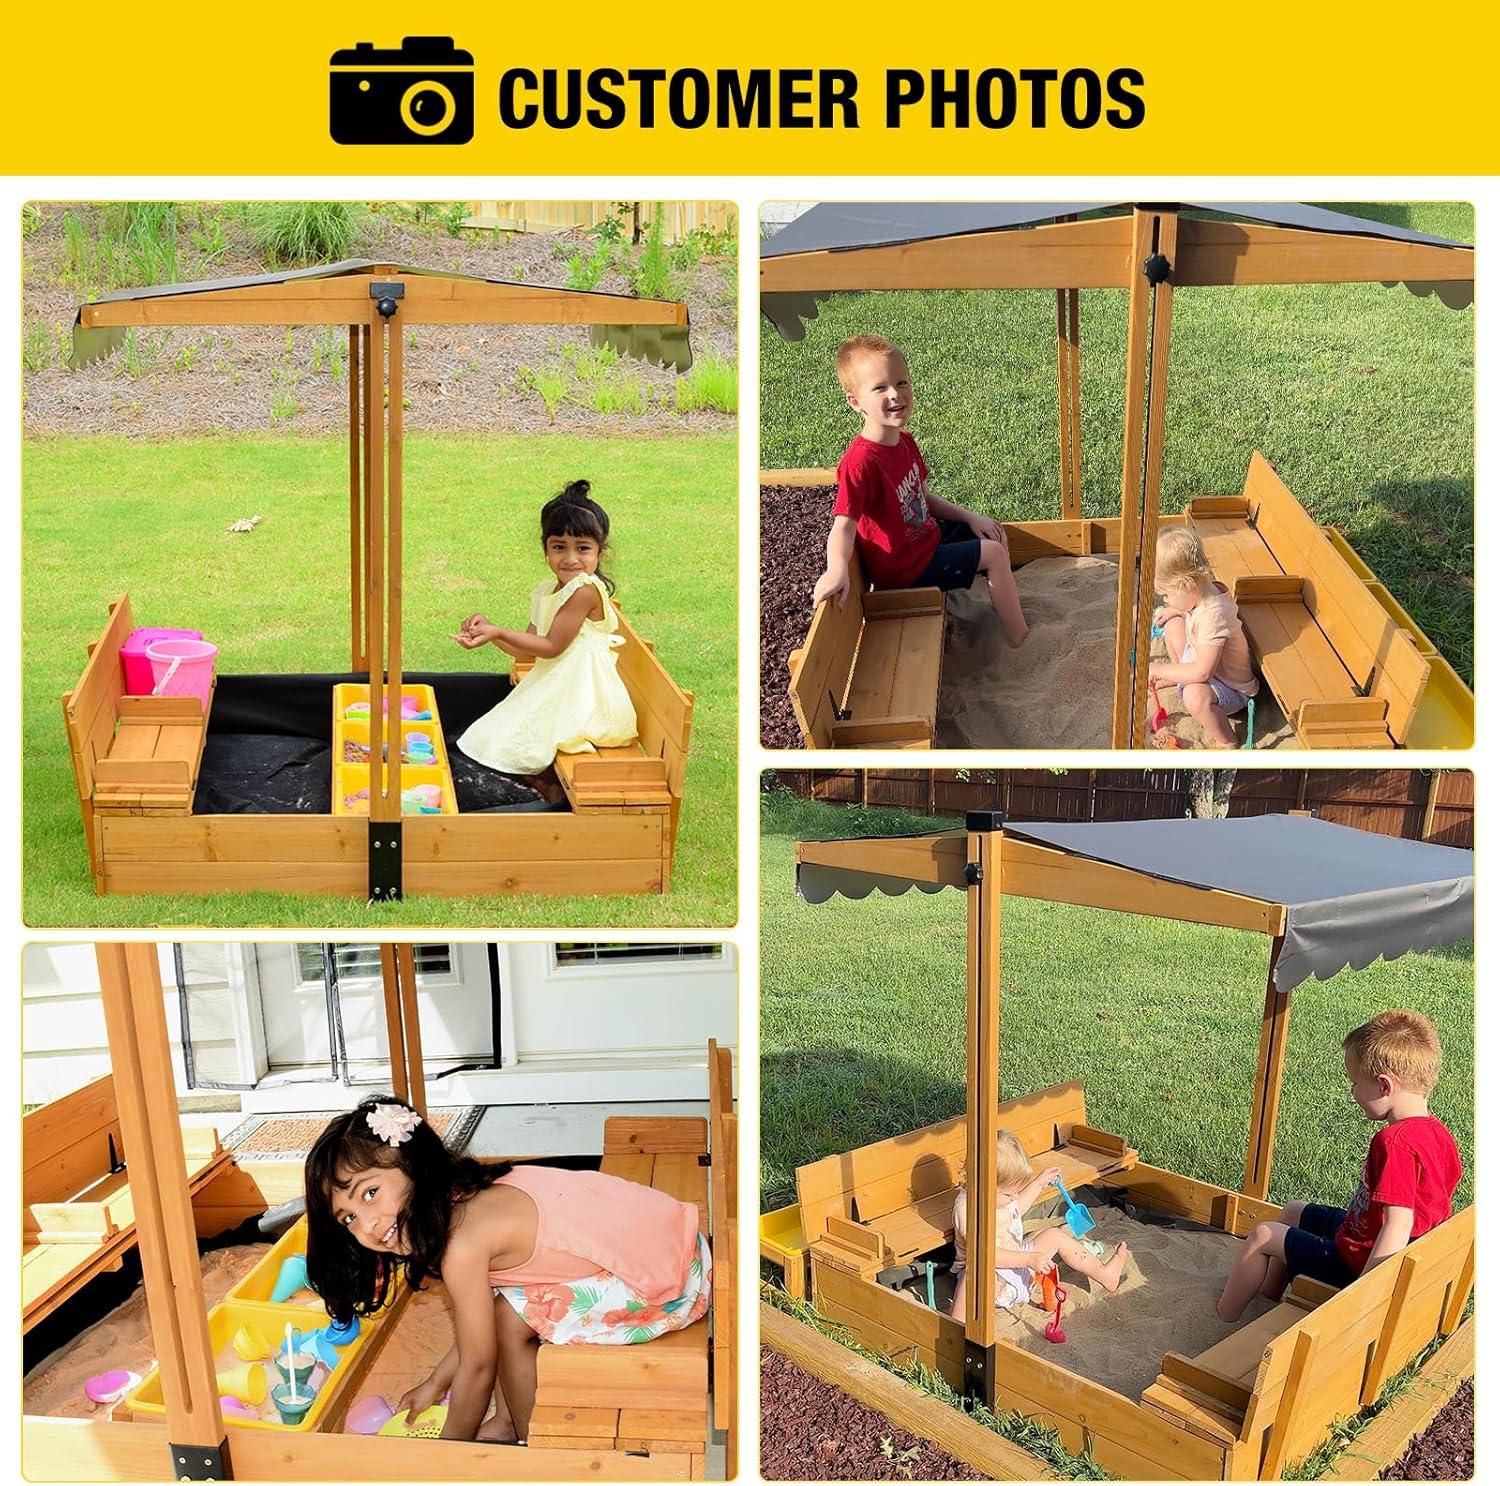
left=23, top=205, right=735, bottom=440
left=759, top=1345, right=985, bottom=1481
left=1380, top=1376, right=1474, bottom=1480
left=760, top=483, right=831, bottom=747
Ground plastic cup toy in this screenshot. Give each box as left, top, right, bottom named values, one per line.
left=346, top=1394, right=395, bottom=1434
left=232, top=1323, right=273, bottom=1361
left=216, top=1364, right=267, bottom=1407
left=269, top=1253, right=309, bottom=1303
left=271, top=1382, right=314, bottom=1427
left=275, top=1351, right=318, bottom=1389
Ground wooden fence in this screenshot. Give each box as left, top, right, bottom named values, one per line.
left=769, top=769, right=1472, bottom=846
left=463, top=201, right=735, bottom=241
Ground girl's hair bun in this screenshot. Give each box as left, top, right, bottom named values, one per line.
left=563, top=478, right=592, bottom=500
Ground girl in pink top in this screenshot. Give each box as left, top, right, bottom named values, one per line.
left=304, top=1095, right=710, bottom=1444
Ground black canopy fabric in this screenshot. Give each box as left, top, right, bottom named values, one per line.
left=70, top=260, right=692, bottom=371
left=762, top=201, right=1474, bottom=337
left=761, top=201, right=1471, bottom=258
left=795, top=814, right=1473, bottom=991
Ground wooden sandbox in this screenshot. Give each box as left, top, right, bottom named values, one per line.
left=22, top=948, right=737, bottom=1481
left=770, top=1081, right=1474, bottom=1480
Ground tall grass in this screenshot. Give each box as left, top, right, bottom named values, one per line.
left=61, top=202, right=181, bottom=291
left=628, top=209, right=680, bottom=301
left=674, top=351, right=737, bottom=413
left=248, top=202, right=364, bottom=266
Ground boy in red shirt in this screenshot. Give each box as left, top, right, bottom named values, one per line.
left=811, top=335, right=1028, bottom=646
left=1216, top=1010, right=1463, bottom=1322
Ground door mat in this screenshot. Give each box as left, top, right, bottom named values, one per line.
left=222, top=1106, right=481, bottom=1161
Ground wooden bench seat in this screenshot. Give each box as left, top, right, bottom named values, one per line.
left=788, top=549, right=945, bottom=749
left=92, top=694, right=211, bottom=813
left=553, top=744, right=673, bottom=810
left=796, top=1082, right=1138, bottom=1274
left=528, top=1114, right=715, bottom=1458
left=23, top=1076, right=230, bottom=1330
left=1186, top=454, right=1430, bottom=748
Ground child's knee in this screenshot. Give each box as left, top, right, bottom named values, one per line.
left=1182, top=682, right=1216, bottom=718
left=977, top=539, right=1008, bottom=572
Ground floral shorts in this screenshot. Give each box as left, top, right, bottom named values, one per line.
left=494, top=1233, right=712, bottom=1345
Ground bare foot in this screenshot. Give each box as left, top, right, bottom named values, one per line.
left=476, top=1418, right=520, bottom=1445
left=1099, top=1242, right=1130, bottom=1292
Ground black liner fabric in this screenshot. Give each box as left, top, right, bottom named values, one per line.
left=195, top=672, right=553, bottom=816
left=760, top=201, right=1471, bottom=257
left=70, top=260, right=691, bottom=372
left=795, top=815, right=1473, bottom=991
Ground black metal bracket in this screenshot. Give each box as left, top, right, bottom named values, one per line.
left=371, top=280, right=404, bottom=318
left=697, top=1153, right=713, bottom=1166
left=964, top=862, right=983, bottom=886
left=961, top=1339, right=995, bottom=1407
left=964, top=810, right=1005, bottom=832
left=830, top=689, right=852, bottom=722
left=107, top=1131, right=126, bottom=1175
left=1357, top=668, right=1376, bottom=698
left=1143, top=251, right=1172, bottom=286
left=369, top=821, right=403, bottom=902
left=168, top=1441, right=230, bottom=1480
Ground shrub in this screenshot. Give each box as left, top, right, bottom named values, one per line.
left=628, top=209, right=680, bottom=301
left=673, top=351, right=737, bottom=414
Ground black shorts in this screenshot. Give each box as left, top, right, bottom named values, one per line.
left=913, top=519, right=982, bottom=591
left=1282, top=1203, right=1358, bottom=1289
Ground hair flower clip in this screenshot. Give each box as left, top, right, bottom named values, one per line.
left=367, top=1103, right=422, bottom=1146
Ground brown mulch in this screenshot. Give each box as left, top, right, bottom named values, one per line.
left=1379, top=1377, right=1474, bottom=1480
left=760, top=482, right=834, bottom=748
left=760, top=1345, right=985, bottom=1481
left=23, top=204, right=735, bottom=439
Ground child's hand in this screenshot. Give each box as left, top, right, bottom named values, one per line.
left=966, top=513, right=1005, bottom=544
left=460, top=613, right=492, bottom=636
left=812, top=567, right=850, bottom=610
left=456, top=623, right=502, bottom=650
left=396, top=1375, right=446, bottom=1426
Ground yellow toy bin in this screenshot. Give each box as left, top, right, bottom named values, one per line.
left=126, top=1298, right=370, bottom=1432
left=331, top=681, right=457, bottom=817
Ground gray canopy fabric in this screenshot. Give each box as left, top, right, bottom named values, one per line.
left=70, top=260, right=692, bottom=371
left=762, top=201, right=1474, bottom=337
left=796, top=814, right=1473, bottom=991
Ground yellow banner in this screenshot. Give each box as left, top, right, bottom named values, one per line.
left=6, top=3, right=1497, bottom=174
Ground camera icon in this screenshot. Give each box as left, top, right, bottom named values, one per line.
left=329, top=36, right=474, bottom=145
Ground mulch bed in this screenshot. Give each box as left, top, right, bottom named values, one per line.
left=1380, top=1377, right=1473, bottom=1480
left=760, top=483, right=835, bottom=748
left=760, top=1345, right=986, bottom=1481
left=24, top=205, right=735, bottom=439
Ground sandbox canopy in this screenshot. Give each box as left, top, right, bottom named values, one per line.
left=795, top=813, right=1474, bottom=990
left=70, top=258, right=692, bottom=370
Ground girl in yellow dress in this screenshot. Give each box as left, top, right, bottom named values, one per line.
left=455, top=481, right=637, bottom=776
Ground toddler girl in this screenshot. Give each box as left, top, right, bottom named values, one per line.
left=949, top=1131, right=1129, bottom=1319
left=1149, top=526, right=1259, bottom=748
left=304, top=1096, right=710, bottom=1443
left=455, top=480, right=637, bottom=776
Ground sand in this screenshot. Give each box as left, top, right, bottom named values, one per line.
left=900, top=1190, right=1275, bottom=1403
left=1148, top=630, right=1295, bottom=751
left=937, top=556, right=1119, bottom=748
left=24, top=1245, right=268, bottom=1418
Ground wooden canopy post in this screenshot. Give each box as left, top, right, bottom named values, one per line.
left=96, top=944, right=230, bottom=1479
left=349, top=324, right=365, bottom=671
left=379, top=943, right=426, bottom=1114
left=1054, top=217, right=1083, bottom=524
left=379, top=943, right=410, bottom=1104
left=1244, top=935, right=1291, bottom=1200
left=388, top=298, right=405, bottom=835
left=1109, top=206, right=1178, bottom=747
left=962, top=812, right=1003, bottom=1407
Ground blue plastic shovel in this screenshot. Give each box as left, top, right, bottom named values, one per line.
left=1053, top=1177, right=1095, bottom=1238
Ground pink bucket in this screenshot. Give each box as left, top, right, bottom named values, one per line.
left=147, top=638, right=218, bottom=707
left=122, top=626, right=202, bottom=695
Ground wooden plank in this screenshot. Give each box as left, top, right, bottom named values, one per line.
left=529, top=1405, right=619, bottom=1442
left=403, top=857, right=665, bottom=898
left=812, top=1259, right=965, bottom=1377
left=828, top=716, right=933, bottom=748
left=1360, top=1251, right=1421, bottom=1406
left=761, top=214, right=1136, bottom=293
left=100, top=814, right=366, bottom=861
left=603, top=1116, right=708, bottom=1155
left=1261, top=1328, right=1319, bottom=1477
left=759, top=466, right=837, bottom=486
left=964, top=827, right=1002, bottom=1360
left=23, top=1076, right=118, bottom=1175
left=1320, top=1317, right=1473, bottom=1481
left=535, top=1321, right=706, bottom=1412
left=787, top=553, right=866, bottom=748
left=380, top=944, right=410, bottom=1103
left=795, top=830, right=968, bottom=889
left=21, top=1417, right=693, bottom=1481
left=1173, top=219, right=1473, bottom=288
left=761, top=1304, right=1058, bottom=1480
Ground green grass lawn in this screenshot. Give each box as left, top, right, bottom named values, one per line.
left=24, top=432, right=737, bottom=928
left=761, top=202, right=1474, bottom=681
left=760, top=791, right=1474, bottom=1214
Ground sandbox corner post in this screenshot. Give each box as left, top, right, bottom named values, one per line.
left=962, top=812, right=1004, bottom=1408
left=96, top=943, right=231, bottom=1479
left=1243, top=934, right=1291, bottom=1203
